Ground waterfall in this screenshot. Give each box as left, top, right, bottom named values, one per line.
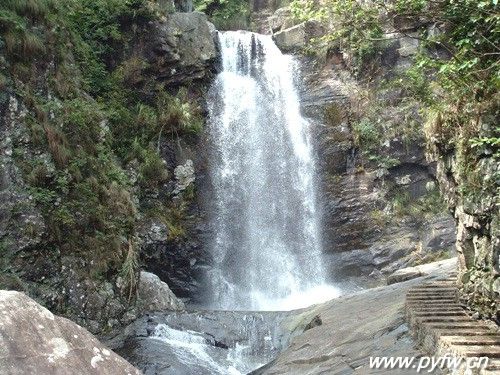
left=206, top=31, right=339, bottom=311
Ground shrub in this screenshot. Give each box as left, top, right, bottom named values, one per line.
left=194, top=0, right=250, bottom=30
left=353, top=118, right=380, bottom=148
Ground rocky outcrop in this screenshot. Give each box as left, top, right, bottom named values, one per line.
left=273, top=21, right=324, bottom=52
left=0, top=6, right=217, bottom=333
left=132, top=12, right=217, bottom=303
left=143, top=12, right=217, bottom=85
left=428, top=129, right=499, bottom=319
left=0, top=291, right=141, bottom=375
left=387, top=258, right=456, bottom=285
left=0, top=96, right=46, bottom=291
left=137, top=271, right=185, bottom=312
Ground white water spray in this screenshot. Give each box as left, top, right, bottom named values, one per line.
left=206, top=31, right=339, bottom=310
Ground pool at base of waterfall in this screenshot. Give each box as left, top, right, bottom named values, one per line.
left=151, top=324, right=260, bottom=375
left=113, top=284, right=340, bottom=374
left=112, top=309, right=303, bottom=375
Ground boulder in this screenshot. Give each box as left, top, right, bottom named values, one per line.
left=268, top=7, right=295, bottom=33
left=137, top=271, right=185, bottom=312
left=397, top=35, right=420, bottom=57
left=387, top=266, right=423, bottom=284
left=174, top=0, right=193, bottom=12
left=273, top=21, right=324, bottom=52
left=0, top=291, right=141, bottom=375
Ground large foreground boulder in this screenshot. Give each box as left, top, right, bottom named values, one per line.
left=0, top=291, right=141, bottom=375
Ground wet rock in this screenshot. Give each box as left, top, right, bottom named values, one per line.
left=140, top=228, right=210, bottom=302
left=297, top=52, right=456, bottom=289
left=0, top=291, right=141, bottom=375
left=108, top=310, right=294, bottom=375
left=137, top=271, right=185, bottom=312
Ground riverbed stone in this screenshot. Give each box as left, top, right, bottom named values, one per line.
left=137, top=271, right=185, bottom=312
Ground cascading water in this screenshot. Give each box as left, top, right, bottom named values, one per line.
left=206, top=31, right=339, bottom=311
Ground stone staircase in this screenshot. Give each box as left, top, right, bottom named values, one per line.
left=406, top=276, right=500, bottom=374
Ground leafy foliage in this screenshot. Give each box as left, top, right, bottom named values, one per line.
left=194, top=0, right=250, bottom=30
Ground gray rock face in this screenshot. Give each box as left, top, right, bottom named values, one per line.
left=174, top=0, right=193, bottom=12
left=144, top=12, right=217, bottom=85
left=268, top=7, right=295, bottom=33
left=0, top=291, right=141, bottom=375
left=387, top=258, right=456, bottom=285
left=429, top=128, right=499, bottom=318
left=0, top=7, right=217, bottom=333
left=0, top=96, right=47, bottom=289
left=139, top=214, right=211, bottom=302
left=137, top=271, right=185, bottom=312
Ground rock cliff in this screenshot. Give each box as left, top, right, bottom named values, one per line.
left=0, top=1, right=217, bottom=333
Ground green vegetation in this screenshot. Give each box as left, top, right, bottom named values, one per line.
left=0, top=0, right=203, bottom=299
left=291, top=0, right=385, bottom=74
left=390, top=189, right=448, bottom=219
left=352, top=118, right=380, bottom=148
left=194, top=0, right=250, bottom=30
left=371, top=187, right=448, bottom=225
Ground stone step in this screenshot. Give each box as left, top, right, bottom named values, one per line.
left=417, top=317, right=474, bottom=323
left=423, top=322, right=491, bottom=330
left=406, top=286, right=457, bottom=294
left=449, top=345, right=500, bottom=358
left=406, top=299, right=457, bottom=305
left=412, top=311, right=468, bottom=317
left=439, top=331, right=500, bottom=336
left=441, top=335, right=500, bottom=346
left=408, top=304, right=464, bottom=310
left=407, top=296, right=457, bottom=300
left=406, top=280, right=500, bottom=372
left=407, top=294, right=457, bottom=299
